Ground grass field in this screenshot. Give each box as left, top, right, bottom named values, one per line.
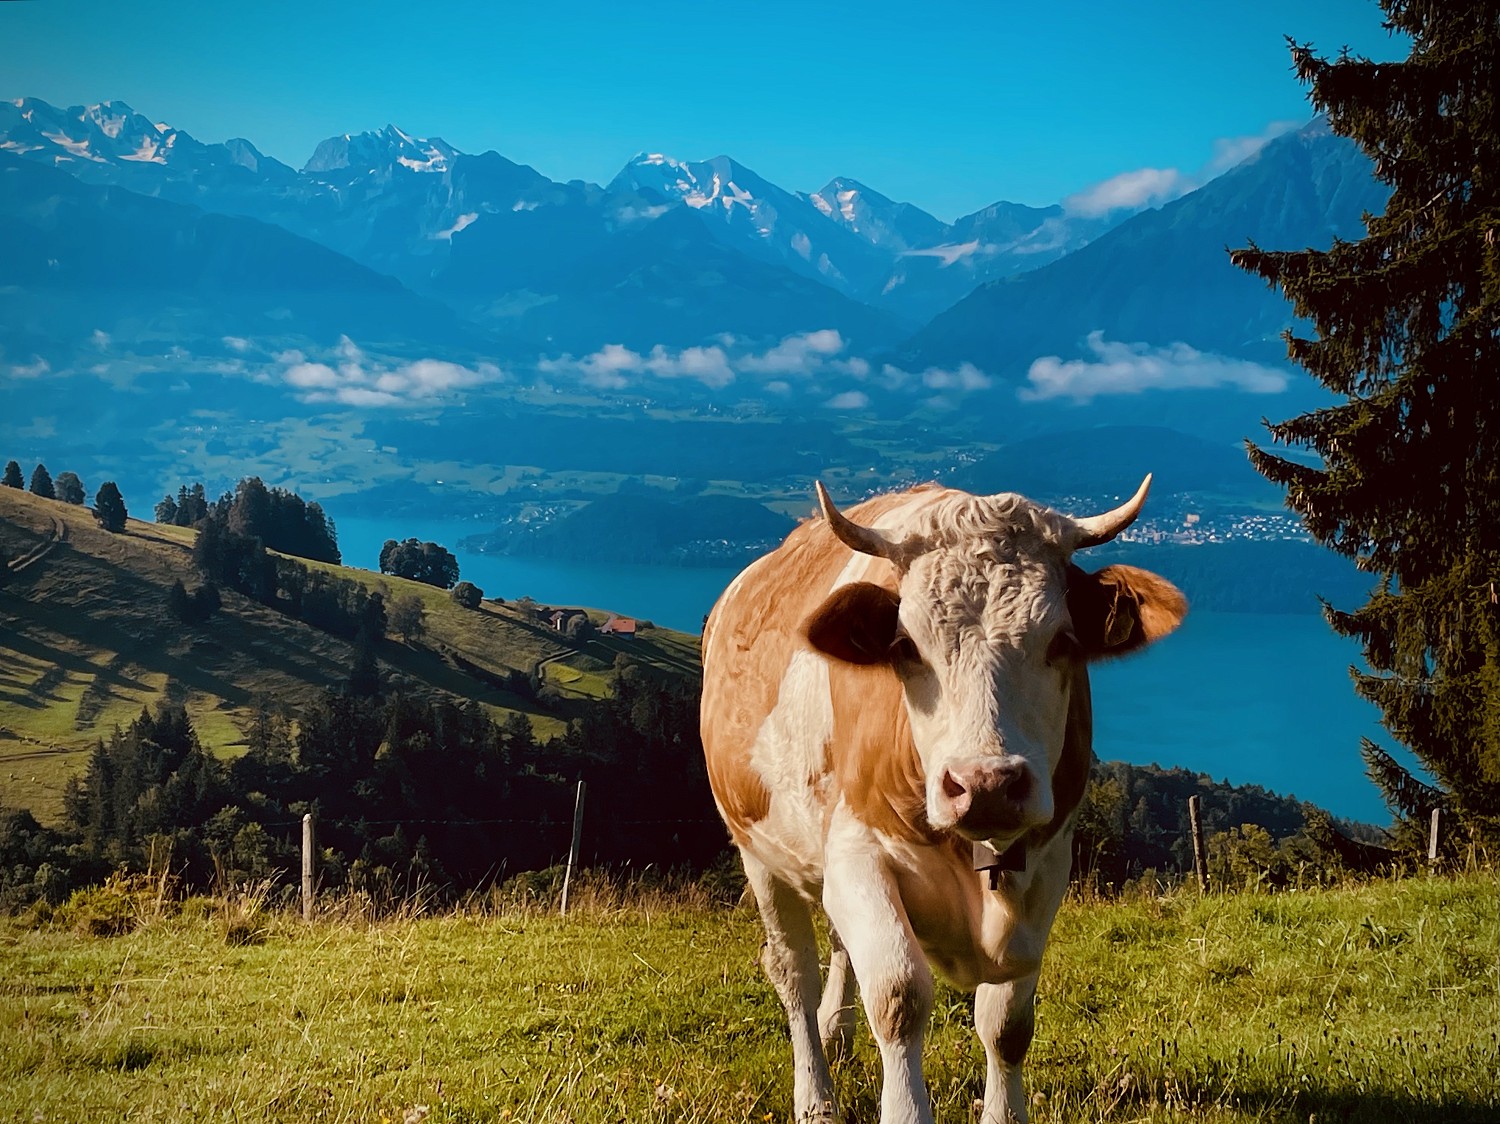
left=1, top=872, right=1494, bottom=1123
left=0, top=488, right=701, bottom=822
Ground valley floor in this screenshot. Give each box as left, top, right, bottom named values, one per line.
left=1, top=873, right=1495, bottom=1123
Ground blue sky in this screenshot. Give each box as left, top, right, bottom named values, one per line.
left=4, top=0, right=1405, bottom=221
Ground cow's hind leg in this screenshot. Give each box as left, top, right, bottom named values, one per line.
left=975, top=974, right=1037, bottom=1124
left=817, top=927, right=857, bottom=1061
left=742, top=851, right=838, bottom=1122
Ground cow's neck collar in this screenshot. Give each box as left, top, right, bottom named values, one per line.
left=972, top=838, right=1027, bottom=890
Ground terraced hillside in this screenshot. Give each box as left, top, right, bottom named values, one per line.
left=0, top=488, right=701, bottom=820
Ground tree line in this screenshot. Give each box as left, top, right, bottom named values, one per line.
left=2, top=459, right=128, bottom=532
left=0, top=656, right=714, bottom=912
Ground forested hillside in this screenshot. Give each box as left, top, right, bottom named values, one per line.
left=0, top=485, right=700, bottom=819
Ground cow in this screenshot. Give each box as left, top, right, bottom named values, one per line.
left=700, top=478, right=1186, bottom=1124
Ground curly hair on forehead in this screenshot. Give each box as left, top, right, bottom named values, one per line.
left=904, top=490, right=1075, bottom=555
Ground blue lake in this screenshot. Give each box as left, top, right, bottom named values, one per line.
left=334, top=514, right=1392, bottom=825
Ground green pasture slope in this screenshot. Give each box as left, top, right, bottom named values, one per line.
left=1, top=873, right=1494, bottom=1123
left=0, top=488, right=701, bottom=821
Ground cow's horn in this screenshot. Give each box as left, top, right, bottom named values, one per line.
left=1073, top=474, right=1152, bottom=548
left=816, top=481, right=914, bottom=564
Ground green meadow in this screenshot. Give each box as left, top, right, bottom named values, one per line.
left=1, top=872, right=1493, bottom=1123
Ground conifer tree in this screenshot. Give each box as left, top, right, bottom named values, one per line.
left=2, top=461, right=21, bottom=489
left=93, top=482, right=128, bottom=533
left=28, top=464, right=53, bottom=499
left=1230, top=3, right=1499, bottom=851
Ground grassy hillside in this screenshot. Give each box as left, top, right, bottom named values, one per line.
left=0, top=873, right=1493, bottom=1122
left=0, top=488, right=700, bottom=821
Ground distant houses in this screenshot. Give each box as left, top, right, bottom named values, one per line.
left=529, top=605, right=638, bottom=639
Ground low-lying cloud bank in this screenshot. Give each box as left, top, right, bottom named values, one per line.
left=1021, top=332, right=1288, bottom=403
left=275, top=336, right=505, bottom=406
left=537, top=330, right=987, bottom=410
left=539, top=329, right=869, bottom=393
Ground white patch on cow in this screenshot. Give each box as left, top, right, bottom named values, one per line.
left=743, top=649, right=837, bottom=893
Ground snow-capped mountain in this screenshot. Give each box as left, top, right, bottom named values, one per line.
left=608, top=152, right=894, bottom=301
left=0, top=95, right=1134, bottom=337
left=0, top=97, right=298, bottom=194
left=1, top=95, right=1378, bottom=372
left=899, top=118, right=1387, bottom=382
left=803, top=177, right=949, bottom=252
left=303, top=124, right=458, bottom=179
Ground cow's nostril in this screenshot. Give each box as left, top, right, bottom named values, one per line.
left=942, top=769, right=966, bottom=800
left=1003, top=767, right=1032, bottom=804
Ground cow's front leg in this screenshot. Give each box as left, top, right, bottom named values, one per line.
left=822, top=819, right=934, bottom=1124
left=975, top=974, right=1037, bottom=1124
left=741, top=850, right=838, bottom=1122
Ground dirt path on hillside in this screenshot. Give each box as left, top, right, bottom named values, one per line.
left=6, top=513, right=67, bottom=574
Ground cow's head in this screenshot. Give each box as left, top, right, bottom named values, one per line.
left=802, top=478, right=1186, bottom=845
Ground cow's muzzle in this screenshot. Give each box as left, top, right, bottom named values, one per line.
left=938, top=756, right=1035, bottom=840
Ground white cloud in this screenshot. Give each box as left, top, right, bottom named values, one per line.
left=824, top=390, right=869, bottom=410
left=90, top=329, right=110, bottom=349
left=921, top=363, right=992, bottom=392
left=1064, top=167, right=1190, bottom=217
left=1063, top=118, right=1306, bottom=217
left=644, top=344, right=735, bottom=388
left=535, top=330, right=994, bottom=405
left=7, top=357, right=50, bottom=379
left=284, top=362, right=340, bottom=389
left=223, top=336, right=250, bottom=353
left=1020, top=332, right=1288, bottom=403
left=738, top=329, right=845, bottom=375
left=543, top=329, right=860, bottom=392
left=1205, top=120, right=1302, bottom=175
left=273, top=336, right=505, bottom=406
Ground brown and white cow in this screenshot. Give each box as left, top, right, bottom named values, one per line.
left=701, top=478, right=1186, bottom=1124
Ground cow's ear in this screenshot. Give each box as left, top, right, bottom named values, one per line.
left=1067, top=564, right=1187, bottom=660
left=803, top=582, right=901, bottom=665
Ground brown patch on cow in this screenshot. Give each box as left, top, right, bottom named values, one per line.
left=701, top=489, right=942, bottom=844
left=1068, top=563, right=1187, bottom=660
left=804, top=582, right=901, bottom=665
left=998, top=993, right=1036, bottom=1065
left=867, top=975, right=933, bottom=1043
left=825, top=659, right=936, bottom=844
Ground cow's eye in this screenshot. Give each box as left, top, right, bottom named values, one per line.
left=890, top=634, right=923, bottom=667
left=1045, top=630, right=1080, bottom=666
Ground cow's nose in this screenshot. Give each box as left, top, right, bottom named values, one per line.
left=940, top=758, right=1032, bottom=836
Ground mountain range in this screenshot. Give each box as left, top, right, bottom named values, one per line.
left=1, top=95, right=1385, bottom=397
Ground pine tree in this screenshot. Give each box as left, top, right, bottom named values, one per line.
left=93, top=482, right=128, bottom=533
left=2, top=461, right=22, bottom=489
left=1230, top=3, right=1500, bottom=852
left=28, top=464, right=54, bottom=499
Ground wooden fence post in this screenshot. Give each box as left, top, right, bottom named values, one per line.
left=560, top=780, right=587, bottom=917
left=302, top=813, right=316, bottom=922
left=1188, top=795, right=1209, bottom=892
left=1428, top=807, right=1441, bottom=866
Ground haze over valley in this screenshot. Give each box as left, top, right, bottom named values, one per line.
left=1, top=75, right=1398, bottom=822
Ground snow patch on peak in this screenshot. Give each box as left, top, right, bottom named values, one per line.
left=900, top=240, right=981, bottom=267
left=41, top=129, right=105, bottom=162
left=434, top=212, right=479, bottom=240
left=121, top=134, right=167, bottom=163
